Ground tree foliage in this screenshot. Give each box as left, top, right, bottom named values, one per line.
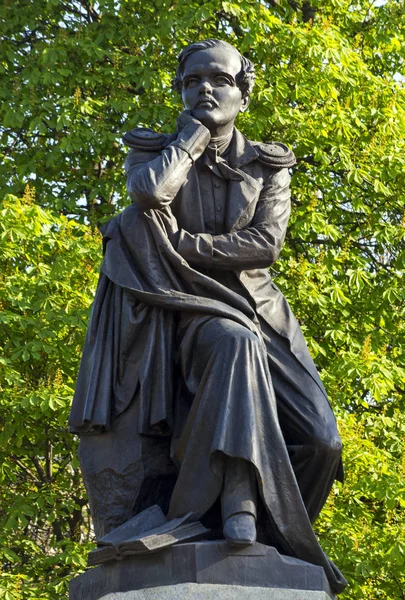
left=0, top=0, right=404, bottom=598
left=0, top=192, right=100, bottom=598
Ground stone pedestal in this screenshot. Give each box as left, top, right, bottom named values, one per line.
left=101, top=584, right=332, bottom=599
left=69, top=541, right=336, bottom=600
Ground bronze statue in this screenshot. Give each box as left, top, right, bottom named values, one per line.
left=69, top=39, right=347, bottom=594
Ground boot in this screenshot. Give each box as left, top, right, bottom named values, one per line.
left=221, top=457, right=257, bottom=545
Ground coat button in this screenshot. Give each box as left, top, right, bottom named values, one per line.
left=217, top=205, right=222, bottom=211
left=214, top=182, right=221, bottom=188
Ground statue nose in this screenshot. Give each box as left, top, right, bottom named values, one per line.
left=199, top=79, right=213, bottom=93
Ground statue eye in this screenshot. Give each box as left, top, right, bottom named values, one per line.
left=184, top=77, right=199, bottom=88
left=215, top=75, right=232, bottom=85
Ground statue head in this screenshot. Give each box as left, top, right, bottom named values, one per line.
left=172, top=39, right=256, bottom=100
left=172, top=39, right=256, bottom=136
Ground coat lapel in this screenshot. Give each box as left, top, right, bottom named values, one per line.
left=225, top=173, right=263, bottom=232
left=225, top=129, right=263, bottom=232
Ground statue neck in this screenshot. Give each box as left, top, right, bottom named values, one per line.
left=208, top=128, right=234, bottom=156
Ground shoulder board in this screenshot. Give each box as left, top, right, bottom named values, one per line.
left=122, top=127, right=175, bottom=151
left=256, top=141, right=296, bottom=168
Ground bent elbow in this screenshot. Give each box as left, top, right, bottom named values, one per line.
left=128, top=187, right=165, bottom=209
left=266, top=245, right=282, bottom=266
left=238, top=246, right=280, bottom=270
left=126, top=165, right=168, bottom=208
left=256, top=230, right=283, bottom=267
left=253, top=250, right=279, bottom=269
left=127, top=170, right=174, bottom=208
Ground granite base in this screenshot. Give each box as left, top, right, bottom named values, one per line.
left=101, top=583, right=333, bottom=599
left=69, top=541, right=336, bottom=600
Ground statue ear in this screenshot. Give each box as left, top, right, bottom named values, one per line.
left=240, top=96, right=250, bottom=113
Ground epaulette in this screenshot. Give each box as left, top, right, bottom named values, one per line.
left=122, top=127, right=175, bottom=151
left=256, top=141, right=296, bottom=168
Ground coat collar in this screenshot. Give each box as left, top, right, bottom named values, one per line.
left=227, top=128, right=260, bottom=169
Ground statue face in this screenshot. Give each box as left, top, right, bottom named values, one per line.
left=181, top=46, right=248, bottom=135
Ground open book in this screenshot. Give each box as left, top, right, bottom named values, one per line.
left=88, top=505, right=209, bottom=566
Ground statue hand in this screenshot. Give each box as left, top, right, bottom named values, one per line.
left=176, top=109, right=206, bottom=133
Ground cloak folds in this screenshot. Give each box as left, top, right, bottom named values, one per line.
left=69, top=204, right=347, bottom=594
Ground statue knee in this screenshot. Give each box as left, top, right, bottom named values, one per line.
left=228, top=324, right=261, bottom=348
left=211, top=319, right=260, bottom=351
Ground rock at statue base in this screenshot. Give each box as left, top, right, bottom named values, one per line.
left=69, top=541, right=337, bottom=600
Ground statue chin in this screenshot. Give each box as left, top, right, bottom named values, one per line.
left=192, top=111, right=234, bottom=136
left=191, top=109, right=217, bottom=128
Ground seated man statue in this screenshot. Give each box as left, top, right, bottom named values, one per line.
left=69, top=38, right=347, bottom=594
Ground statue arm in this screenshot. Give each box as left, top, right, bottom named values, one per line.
left=176, top=168, right=291, bottom=270
left=125, top=122, right=210, bottom=209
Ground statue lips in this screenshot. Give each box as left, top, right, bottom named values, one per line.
left=194, top=97, right=218, bottom=109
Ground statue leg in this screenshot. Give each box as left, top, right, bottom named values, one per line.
left=168, top=314, right=270, bottom=538
left=261, top=322, right=343, bottom=523
left=78, top=400, right=175, bottom=539
left=168, top=314, right=346, bottom=591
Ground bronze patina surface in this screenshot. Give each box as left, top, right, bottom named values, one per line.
left=70, top=39, right=347, bottom=595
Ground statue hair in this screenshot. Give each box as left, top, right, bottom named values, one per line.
left=172, top=39, right=256, bottom=100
